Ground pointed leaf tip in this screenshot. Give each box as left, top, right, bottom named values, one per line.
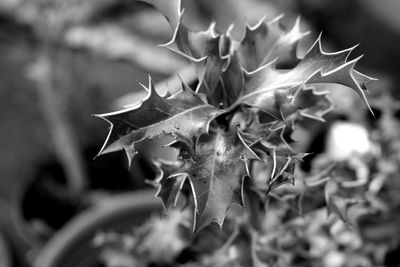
left=96, top=75, right=222, bottom=166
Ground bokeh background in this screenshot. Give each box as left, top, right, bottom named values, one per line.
left=1, top=0, right=400, bottom=266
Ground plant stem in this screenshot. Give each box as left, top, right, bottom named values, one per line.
left=31, top=45, right=87, bottom=194
left=244, top=183, right=268, bottom=267
left=244, top=184, right=265, bottom=233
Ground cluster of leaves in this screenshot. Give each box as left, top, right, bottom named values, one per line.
left=93, top=0, right=400, bottom=263
left=96, top=108, right=400, bottom=267
left=97, top=0, right=373, bottom=232
left=250, top=110, right=400, bottom=267
left=234, top=92, right=400, bottom=267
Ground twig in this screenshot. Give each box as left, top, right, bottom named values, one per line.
left=250, top=230, right=268, bottom=267
left=28, top=47, right=87, bottom=194
left=244, top=185, right=265, bottom=233
left=215, top=226, right=240, bottom=254
left=304, top=162, right=337, bottom=187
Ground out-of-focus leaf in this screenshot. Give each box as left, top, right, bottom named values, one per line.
left=65, top=24, right=186, bottom=74
left=135, top=209, right=190, bottom=263
left=100, top=248, right=145, bottom=267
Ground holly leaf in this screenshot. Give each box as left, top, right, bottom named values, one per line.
left=168, top=24, right=233, bottom=107
left=155, top=130, right=260, bottom=231
left=140, top=0, right=374, bottom=121
left=293, top=85, right=333, bottom=121
left=217, top=52, right=245, bottom=107
left=238, top=36, right=374, bottom=119
left=248, top=137, right=306, bottom=194
left=154, top=159, right=186, bottom=210
left=237, top=16, right=309, bottom=72
left=188, top=131, right=258, bottom=231
left=96, top=76, right=222, bottom=165
left=144, top=0, right=242, bottom=107
left=156, top=1, right=229, bottom=106
left=241, top=115, right=295, bottom=153
left=266, top=155, right=297, bottom=193
left=154, top=139, right=196, bottom=209
left=134, top=0, right=229, bottom=106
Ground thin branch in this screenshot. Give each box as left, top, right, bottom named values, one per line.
left=28, top=48, right=87, bottom=194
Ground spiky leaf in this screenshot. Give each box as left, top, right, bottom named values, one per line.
left=155, top=159, right=187, bottom=209
left=236, top=16, right=309, bottom=72
left=96, top=76, right=222, bottom=164
left=238, top=37, right=374, bottom=120
left=248, top=136, right=306, bottom=194
left=156, top=130, right=259, bottom=231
